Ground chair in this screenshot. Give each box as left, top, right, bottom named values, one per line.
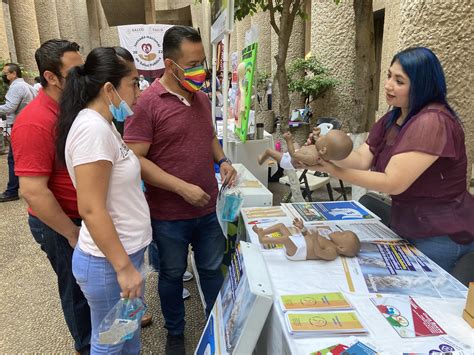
left=358, top=192, right=392, bottom=227
left=279, top=170, right=334, bottom=202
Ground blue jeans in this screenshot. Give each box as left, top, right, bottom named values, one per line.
left=28, top=215, right=91, bottom=353
left=73, top=247, right=146, bottom=355
left=152, top=212, right=225, bottom=335
left=148, top=239, right=160, bottom=272
left=407, top=236, right=474, bottom=273
left=4, top=145, right=19, bottom=196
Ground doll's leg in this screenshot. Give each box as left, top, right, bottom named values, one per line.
left=253, top=223, right=291, bottom=236
left=257, top=148, right=283, bottom=165
left=252, top=226, right=296, bottom=253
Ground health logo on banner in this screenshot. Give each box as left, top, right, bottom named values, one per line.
left=118, top=24, right=172, bottom=72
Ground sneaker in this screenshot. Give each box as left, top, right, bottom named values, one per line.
left=0, top=192, right=19, bottom=202
left=182, top=287, right=190, bottom=300
left=165, top=333, right=185, bottom=355
left=182, top=271, right=193, bottom=282
left=140, top=313, right=153, bottom=328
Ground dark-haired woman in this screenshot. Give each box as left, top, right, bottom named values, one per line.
left=306, top=47, right=474, bottom=273
left=56, top=47, right=151, bottom=353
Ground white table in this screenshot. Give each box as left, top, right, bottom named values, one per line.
left=221, top=163, right=273, bottom=207
left=240, top=206, right=474, bottom=354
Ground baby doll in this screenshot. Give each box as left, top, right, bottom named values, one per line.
left=257, top=129, right=353, bottom=170
left=252, top=218, right=361, bottom=261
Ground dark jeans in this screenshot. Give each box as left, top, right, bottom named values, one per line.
left=152, top=212, right=225, bottom=335
left=4, top=145, right=19, bottom=196
left=28, top=214, right=91, bottom=353
left=148, top=239, right=160, bottom=271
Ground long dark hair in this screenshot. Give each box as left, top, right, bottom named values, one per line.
left=386, top=47, right=458, bottom=129
left=56, top=46, right=134, bottom=164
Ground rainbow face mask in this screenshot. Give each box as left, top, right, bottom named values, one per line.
left=171, top=60, right=206, bottom=93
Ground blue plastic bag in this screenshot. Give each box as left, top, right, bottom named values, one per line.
left=98, top=298, right=147, bottom=345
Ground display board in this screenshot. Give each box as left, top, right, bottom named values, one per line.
left=195, top=242, right=273, bottom=355
left=234, top=42, right=258, bottom=143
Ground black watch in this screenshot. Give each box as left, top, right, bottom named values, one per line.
left=217, top=157, right=232, bottom=167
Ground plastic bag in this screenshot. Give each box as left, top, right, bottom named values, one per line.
left=216, top=185, right=244, bottom=236
left=98, top=297, right=147, bottom=345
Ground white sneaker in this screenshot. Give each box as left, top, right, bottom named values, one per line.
left=183, top=271, right=194, bottom=282
left=182, top=287, right=191, bottom=300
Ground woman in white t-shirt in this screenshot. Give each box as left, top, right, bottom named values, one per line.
left=56, top=47, right=152, bottom=354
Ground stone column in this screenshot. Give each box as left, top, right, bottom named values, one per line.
left=398, top=0, right=474, bottom=181
left=72, top=0, right=92, bottom=55
left=56, top=0, right=76, bottom=42
left=144, top=0, right=156, bottom=24
left=2, top=3, right=17, bottom=62
left=34, top=0, right=60, bottom=43
left=87, top=0, right=101, bottom=49
left=0, top=3, right=10, bottom=58
left=9, top=0, right=41, bottom=71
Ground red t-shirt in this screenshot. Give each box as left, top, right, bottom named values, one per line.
left=367, top=103, right=474, bottom=242
left=124, top=80, right=217, bottom=220
left=11, top=90, right=79, bottom=218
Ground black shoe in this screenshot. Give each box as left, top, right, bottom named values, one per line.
left=165, top=333, right=185, bottom=355
left=0, top=192, right=19, bottom=202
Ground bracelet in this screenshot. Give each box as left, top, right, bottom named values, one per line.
left=217, top=157, right=232, bottom=167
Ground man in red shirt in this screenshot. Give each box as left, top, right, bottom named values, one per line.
left=11, top=39, right=91, bottom=354
left=124, top=26, right=236, bottom=355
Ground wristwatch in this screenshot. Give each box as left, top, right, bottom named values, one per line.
left=217, top=157, right=232, bottom=167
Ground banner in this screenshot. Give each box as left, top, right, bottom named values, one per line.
left=118, top=24, right=172, bottom=78
left=234, top=42, right=258, bottom=142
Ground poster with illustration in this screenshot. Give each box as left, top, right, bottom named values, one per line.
left=347, top=242, right=467, bottom=298
left=371, top=296, right=445, bottom=338
left=283, top=201, right=379, bottom=223
left=235, top=42, right=258, bottom=142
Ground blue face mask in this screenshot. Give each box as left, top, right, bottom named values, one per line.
left=108, top=88, right=133, bottom=122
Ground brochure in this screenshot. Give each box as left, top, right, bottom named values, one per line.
left=311, top=343, right=349, bottom=355
left=279, top=292, right=352, bottom=312
left=371, top=296, right=446, bottom=338
left=285, top=311, right=368, bottom=336
left=283, top=201, right=379, bottom=223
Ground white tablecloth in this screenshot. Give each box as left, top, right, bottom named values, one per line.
left=241, top=207, right=474, bottom=354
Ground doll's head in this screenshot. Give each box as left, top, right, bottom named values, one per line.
left=328, top=231, right=361, bottom=257
left=315, top=130, right=353, bottom=161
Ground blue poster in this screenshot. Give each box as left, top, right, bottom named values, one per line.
left=291, top=201, right=376, bottom=222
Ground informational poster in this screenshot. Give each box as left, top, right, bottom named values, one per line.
left=344, top=242, right=467, bottom=298
left=195, top=242, right=273, bottom=355
left=234, top=42, right=258, bottom=142
left=371, top=296, right=446, bottom=338
left=283, top=201, right=379, bottom=223
left=117, top=24, right=172, bottom=78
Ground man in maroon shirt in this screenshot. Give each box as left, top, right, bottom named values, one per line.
left=124, top=26, right=236, bottom=355
left=11, top=40, right=91, bottom=354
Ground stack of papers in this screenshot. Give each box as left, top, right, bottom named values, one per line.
left=285, top=311, right=368, bottom=337
left=279, top=292, right=353, bottom=312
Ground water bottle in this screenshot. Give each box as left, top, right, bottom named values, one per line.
left=275, top=140, right=281, bottom=152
